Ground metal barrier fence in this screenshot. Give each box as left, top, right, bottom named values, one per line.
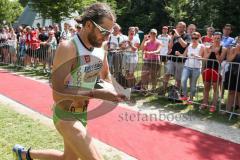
left=108, top=52, right=239, bottom=120
left=1, top=40, right=240, bottom=120
left=0, top=41, right=56, bottom=73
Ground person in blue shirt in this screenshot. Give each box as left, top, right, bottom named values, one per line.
left=221, top=24, right=234, bottom=48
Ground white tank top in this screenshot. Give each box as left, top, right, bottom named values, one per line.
left=66, top=35, right=105, bottom=89
left=184, top=43, right=202, bottom=68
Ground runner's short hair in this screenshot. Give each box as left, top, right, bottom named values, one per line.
left=75, top=3, right=116, bottom=26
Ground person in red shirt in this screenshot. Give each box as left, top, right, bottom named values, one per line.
left=202, top=27, right=215, bottom=47
left=25, top=26, right=40, bottom=67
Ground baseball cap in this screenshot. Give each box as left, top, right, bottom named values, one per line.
left=150, top=28, right=157, bottom=34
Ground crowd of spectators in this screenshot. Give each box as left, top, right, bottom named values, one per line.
left=0, top=22, right=82, bottom=73
left=106, top=22, right=239, bottom=114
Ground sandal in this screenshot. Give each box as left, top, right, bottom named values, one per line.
left=209, top=105, right=216, bottom=113
left=13, top=144, right=33, bottom=160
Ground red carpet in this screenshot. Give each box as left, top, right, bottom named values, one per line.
left=0, top=70, right=240, bottom=160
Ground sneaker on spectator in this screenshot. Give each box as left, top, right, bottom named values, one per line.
left=209, top=105, right=216, bottom=113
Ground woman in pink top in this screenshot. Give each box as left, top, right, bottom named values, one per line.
left=140, top=29, right=162, bottom=90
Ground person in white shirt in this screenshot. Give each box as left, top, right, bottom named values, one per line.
left=120, top=26, right=140, bottom=87
left=107, top=23, right=125, bottom=78
left=60, top=23, right=72, bottom=41
left=176, top=32, right=204, bottom=102
left=157, top=26, right=171, bottom=63
left=8, top=27, right=17, bottom=64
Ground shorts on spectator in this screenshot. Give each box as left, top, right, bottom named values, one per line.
left=202, top=68, right=222, bottom=83
left=224, top=70, right=240, bottom=92
left=166, top=60, right=184, bottom=81
left=26, top=48, right=38, bottom=58
left=123, top=52, right=138, bottom=74
left=9, top=46, right=16, bottom=54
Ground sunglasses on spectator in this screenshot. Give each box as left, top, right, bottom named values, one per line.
left=91, top=20, right=112, bottom=37
left=191, top=37, right=199, bottom=40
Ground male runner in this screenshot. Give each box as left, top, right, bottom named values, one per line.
left=13, top=3, right=125, bottom=160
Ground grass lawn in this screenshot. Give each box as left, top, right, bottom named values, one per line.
left=0, top=104, right=63, bottom=159
left=131, top=93, right=240, bottom=128
left=0, top=63, right=49, bottom=80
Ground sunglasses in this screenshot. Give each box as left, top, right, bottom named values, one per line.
left=214, top=36, right=221, bottom=39
left=91, top=20, right=112, bottom=37
left=192, top=37, right=199, bottom=40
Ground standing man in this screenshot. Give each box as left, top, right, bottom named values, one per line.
left=107, top=23, right=125, bottom=79
left=157, top=26, right=171, bottom=64
left=202, top=27, right=215, bottom=47
left=187, top=24, right=197, bottom=35
left=164, top=22, right=191, bottom=90
left=53, top=24, right=61, bottom=44
left=13, top=3, right=125, bottom=160
left=221, top=24, right=234, bottom=48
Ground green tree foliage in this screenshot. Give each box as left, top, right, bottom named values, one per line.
left=28, top=0, right=116, bottom=23
left=116, top=0, right=170, bottom=33
left=16, top=0, right=240, bottom=35
left=19, top=0, right=29, bottom=7
left=0, top=0, right=23, bottom=26
left=165, top=0, right=240, bottom=35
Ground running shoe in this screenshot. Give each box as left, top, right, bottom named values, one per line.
left=13, top=144, right=24, bottom=160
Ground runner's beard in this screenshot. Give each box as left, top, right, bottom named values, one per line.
left=88, top=30, right=102, bottom=48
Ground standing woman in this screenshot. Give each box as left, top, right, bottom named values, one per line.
left=18, top=29, right=27, bottom=65
left=176, top=32, right=204, bottom=102
left=120, top=27, right=140, bottom=87
left=0, top=28, right=8, bottom=62
left=140, top=29, right=162, bottom=90
left=201, top=32, right=227, bottom=112
left=8, top=27, right=17, bottom=64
